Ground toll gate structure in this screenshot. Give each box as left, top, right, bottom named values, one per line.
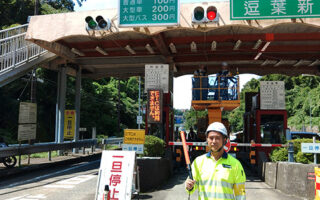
left=18, top=1, right=320, bottom=143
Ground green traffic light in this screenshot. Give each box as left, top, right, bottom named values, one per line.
left=85, top=16, right=97, bottom=29
left=194, top=6, right=204, bottom=21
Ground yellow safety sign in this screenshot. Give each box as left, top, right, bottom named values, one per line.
left=64, top=110, right=75, bottom=139
left=124, top=129, right=145, bottom=144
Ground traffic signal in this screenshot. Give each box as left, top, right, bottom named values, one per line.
left=192, top=5, right=219, bottom=24
left=85, top=16, right=111, bottom=30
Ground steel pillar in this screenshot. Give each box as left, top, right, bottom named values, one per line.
left=73, top=66, right=81, bottom=153
left=57, top=65, right=67, bottom=155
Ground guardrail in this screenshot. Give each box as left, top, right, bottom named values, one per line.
left=101, top=137, right=123, bottom=146
left=0, top=139, right=97, bottom=158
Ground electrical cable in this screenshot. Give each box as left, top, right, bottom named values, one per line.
left=17, top=74, right=32, bottom=101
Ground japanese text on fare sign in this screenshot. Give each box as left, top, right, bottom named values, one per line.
left=148, top=89, right=162, bottom=123
left=119, top=0, right=180, bottom=27
left=231, top=0, right=320, bottom=20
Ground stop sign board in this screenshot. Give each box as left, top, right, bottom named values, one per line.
left=224, top=138, right=231, bottom=152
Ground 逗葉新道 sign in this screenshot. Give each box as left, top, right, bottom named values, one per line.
left=119, top=0, right=180, bottom=27
left=231, top=0, right=320, bottom=20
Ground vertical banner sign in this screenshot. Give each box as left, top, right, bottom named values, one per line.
left=95, top=150, right=136, bottom=200
left=231, top=0, right=320, bottom=20
left=145, top=64, right=169, bottom=93
left=119, top=0, right=180, bottom=27
left=147, top=89, right=163, bottom=123
left=64, top=110, right=76, bottom=139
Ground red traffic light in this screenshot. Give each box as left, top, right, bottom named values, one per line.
left=207, top=10, right=216, bottom=21
left=207, top=6, right=217, bottom=21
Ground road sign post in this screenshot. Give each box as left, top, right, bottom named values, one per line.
left=119, top=0, right=180, bottom=27
left=231, top=0, right=320, bottom=20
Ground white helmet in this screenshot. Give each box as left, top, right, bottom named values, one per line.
left=206, top=122, right=228, bottom=137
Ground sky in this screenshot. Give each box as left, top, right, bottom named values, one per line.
left=73, top=0, right=228, bottom=11
left=73, top=0, right=260, bottom=109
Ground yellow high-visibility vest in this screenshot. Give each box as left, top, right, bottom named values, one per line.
left=187, top=151, right=246, bottom=200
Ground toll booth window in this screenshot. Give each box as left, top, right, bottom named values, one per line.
left=260, top=115, right=285, bottom=144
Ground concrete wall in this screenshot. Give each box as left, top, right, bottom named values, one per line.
left=265, top=162, right=277, bottom=188
left=137, top=157, right=172, bottom=192
left=263, top=162, right=317, bottom=199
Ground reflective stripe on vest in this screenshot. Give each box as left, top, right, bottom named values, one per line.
left=198, top=191, right=235, bottom=200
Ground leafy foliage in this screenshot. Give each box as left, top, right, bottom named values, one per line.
left=143, top=135, right=165, bottom=157
left=270, top=147, right=288, bottom=162
left=0, top=0, right=74, bottom=29
left=228, top=74, right=320, bottom=132
left=183, top=109, right=207, bottom=130
left=270, top=139, right=320, bottom=164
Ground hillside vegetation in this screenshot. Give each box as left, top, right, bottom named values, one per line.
left=228, top=74, right=320, bottom=132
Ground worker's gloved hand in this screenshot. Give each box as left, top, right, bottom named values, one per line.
left=185, top=178, right=196, bottom=191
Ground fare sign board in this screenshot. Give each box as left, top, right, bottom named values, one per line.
left=119, top=0, right=180, bottom=27
left=147, top=89, right=163, bottom=123
left=145, top=64, right=169, bottom=93
left=260, top=81, right=285, bottom=110
left=231, top=0, right=320, bottom=20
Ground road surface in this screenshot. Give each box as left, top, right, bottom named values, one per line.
left=0, top=160, right=306, bottom=200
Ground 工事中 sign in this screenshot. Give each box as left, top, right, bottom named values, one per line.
left=147, top=89, right=163, bottom=123
left=231, top=0, right=320, bottom=20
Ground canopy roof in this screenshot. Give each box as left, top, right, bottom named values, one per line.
left=26, top=2, right=320, bottom=78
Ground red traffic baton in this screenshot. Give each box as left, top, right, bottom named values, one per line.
left=180, top=131, right=193, bottom=180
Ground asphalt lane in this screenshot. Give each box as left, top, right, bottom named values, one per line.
left=0, top=160, right=100, bottom=200
left=0, top=160, right=306, bottom=200
left=137, top=169, right=305, bottom=200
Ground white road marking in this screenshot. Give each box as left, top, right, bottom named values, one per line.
left=43, top=175, right=95, bottom=189
left=3, top=160, right=100, bottom=189
left=44, top=185, right=74, bottom=189
left=8, top=194, right=46, bottom=200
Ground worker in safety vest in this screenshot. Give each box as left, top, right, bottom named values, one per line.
left=185, top=122, right=246, bottom=200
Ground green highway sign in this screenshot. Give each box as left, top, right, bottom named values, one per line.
left=119, top=0, right=180, bottom=27
left=231, top=0, right=320, bottom=20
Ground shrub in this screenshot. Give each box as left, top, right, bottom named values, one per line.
left=270, top=147, right=288, bottom=162
left=270, top=138, right=320, bottom=163
left=295, top=151, right=312, bottom=164
left=143, top=135, right=165, bottom=157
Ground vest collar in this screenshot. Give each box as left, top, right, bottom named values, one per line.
left=206, top=150, right=228, bottom=159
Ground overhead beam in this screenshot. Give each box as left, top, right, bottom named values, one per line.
left=165, top=32, right=320, bottom=45
left=75, top=55, right=166, bottom=65
left=152, top=33, right=170, bottom=56
left=35, top=40, right=76, bottom=61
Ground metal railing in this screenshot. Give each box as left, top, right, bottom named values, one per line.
left=192, top=75, right=240, bottom=101
left=101, top=137, right=123, bottom=145
left=0, top=24, right=48, bottom=75
left=0, top=139, right=97, bottom=158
